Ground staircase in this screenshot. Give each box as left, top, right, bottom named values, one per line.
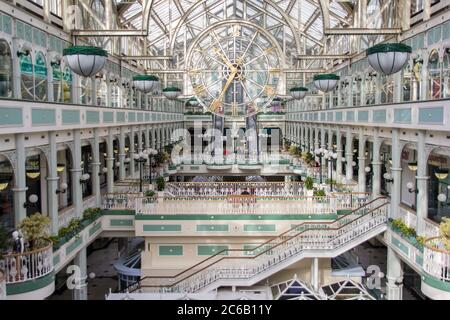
left=124, top=197, right=388, bottom=295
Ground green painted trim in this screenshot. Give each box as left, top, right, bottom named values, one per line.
left=110, top=219, right=134, bottom=227
left=116, top=112, right=125, bottom=123
left=373, top=110, right=387, bottom=123
left=159, top=245, right=183, bottom=256
left=422, top=273, right=450, bottom=292
left=290, top=87, right=308, bottom=92
left=337, top=209, right=352, bottom=215
left=128, top=112, right=136, bottom=122
left=143, top=224, right=181, bottom=232
left=313, top=74, right=340, bottom=81
left=418, top=107, right=443, bottom=124
left=243, top=244, right=274, bottom=256
left=244, top=224, right=276, bottom=232
left=136, top=214, right=337, bottom=221
left=133, top=74, right=159, bottom=81
left=101, top=209, right=135, bottom=216
left=103, top=111, right=114, bottom=123
left=0, top=107, right=23, bottom=125
left=65, top=236, right=83, bottom=255
left=89, top=221, right=102, bottom=236
left=62, top=110, right=80, bottom=124
left=368, top=43, right=412, bottom=55
left=196, top=224, right=229, bottom=232
left=162, top=87, right=181, bottom=92
left=86, top=111, right=100, bottom=124
left=197, top=245, right=228, bottom=256
left=394, top=108, right=411, bottom=123
left=63, top=46, right=108, bottom=57
left=53, top=254, right=60, bottom=266
left=6, top=272, right=55, bottom=295
left=32, top=108, right=55, bottom=126
left=391, top=236, right=410, bottom=256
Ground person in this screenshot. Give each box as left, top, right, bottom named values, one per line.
left=12, top=230, right=24, bottom=254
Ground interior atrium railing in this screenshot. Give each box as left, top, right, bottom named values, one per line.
left=0, top=242, right=53, bottom=284
left=124, top=197, right=388, bottom=294
left=423, top=237, right=450, bottom=283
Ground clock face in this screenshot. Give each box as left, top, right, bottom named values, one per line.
left=187, top=23, right=281, bottom=118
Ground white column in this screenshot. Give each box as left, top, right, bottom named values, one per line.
left=345, top=129, right=353, bottom=182
left=119, top=127, right=126, bottom=181
left=106, top=130, right=115, bottom=193
left=358, top=129, right=366, bottom=193
left=72, top=247, right=88, bottom=300
left=129, top=127, right=136, bottom=179
left=390, top=128, right=402, bottom=219
left=310, top=258, right=319, bottom=292
left=47, top=131, right=59, bottom=234
left=12, top=38, right=22, bottom=99
left=372, top=129, right=382, bottom=197
left=386, top=247, right=403, bottom=300
left=91, top=129, right=101, bottom=207
left=336, top=129, right=343, bottom=182
left=416, top=130, right=428, bottom=236
left=71, top=130, right=83, bottom=218
left=13, top=134, right=27, bottom=225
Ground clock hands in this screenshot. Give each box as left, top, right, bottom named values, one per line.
left=210, top=66, right=237, bottom=112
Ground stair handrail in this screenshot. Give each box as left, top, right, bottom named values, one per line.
left=119, top=196, right=387, bottom=293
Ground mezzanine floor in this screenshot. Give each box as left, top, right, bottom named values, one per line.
left=47, top=238, right=421, bottom=300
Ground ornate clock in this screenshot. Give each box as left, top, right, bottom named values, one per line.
left=187, top=22, right=281, bottom=118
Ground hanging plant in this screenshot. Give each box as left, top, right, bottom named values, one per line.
left=162, top=86, right=182, bottom=100
left=132, top=75, right=159, bottom=93
left=367, top=43, right=412, bottom=75
left=313, top=74, right=340, bottom=92
left=63, top=46, right=108, bottom=77
left=290, top=87, right=308, bottom=100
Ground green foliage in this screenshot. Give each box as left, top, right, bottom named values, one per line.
left=304, top=177, right=314, bottom=190
left=145, top=190, right=155, bottom=197
left=313, top=189, right=326, bottom=197
left=82, top=207, right=101, bottom=222
left=389, top=218, right=426, bottom=250
left=0, top=224, right=11, bottom=260
left=325, top=178, right=336, bottom=185
left=155, top=176, right=166, bottom=191
left=18, top=213, right=51, bottom=250
left=439, top=217, right=450, bottom=250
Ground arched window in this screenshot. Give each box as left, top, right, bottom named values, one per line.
left=428, top=49, right=442, bottom=99
left=20, top=53, right=34, bottom=100
left=0, top=39, right=13, bottom=98
left=63, top=66, right=73, bottom=103
left=443, top=49, right=450, bottom=98
left=52, top=60, right=63, bottom=102
left=34, top=51, right=47, bottom=101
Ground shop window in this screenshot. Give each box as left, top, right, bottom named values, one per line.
left=0, top=39, right=13, bottom=98
left=34, top=52, right=47, bottom=101
left=0, top=159, right=14, bottom=230
left=63, top=66, right=72, bottom=103
left=428, top=49, right=442, bottom=100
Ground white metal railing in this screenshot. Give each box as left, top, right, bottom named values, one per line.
left=58, top=206, right=77, bottom=229
left=423, top=237, right=450, bottom=283
left=166, top=182, right=305, bottom=197
left=134, top=198, right=388, bottom=293
left=398, top=206, right=440, bottom=237
left=0, top=243, right=53, bottom=284
left=0, top=270, right=5, bottom=300
left=136, top=193, right=369, bottom=215
left=102, top=193, right=143, bottom=210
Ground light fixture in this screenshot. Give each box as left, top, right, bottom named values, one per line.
left=352, top=161, right=357, bottom=167
left=63, top=46, right=108, bottom=77
left=435, top=168, right=449, bottom=180
left=0, top=180, right=8, bottom=191
left=26, top=169, right=40, bottom=179
left=80, top=173, right=90, bottom=183
left=56, top=183, right=68, bottom=194
left=437, top=193, right=447, bottom=203
left=383, top=172, right=394, bottom=183
left=132, top=75, right=159, bottom=93
left=125, top=147, right=130, bottom=153
left=408, top=162, right=418, bottom=172
left=162, top=87, right=182, bottom=100
left=365, top=166, right=371, bottom=173
left=125, top=158, right=131, bottom=163
left=388, top=158, right=392, bottom=165
left=367, top=43, right=412, bottom=75
left=406, top=181, right=417, bottom=193
left=57, top=163, right=65, bottom=173
left=290, top=87, right=308, bottom=100
left=115, top=161, right=121, bottom=168
left=313, top=74, right=340, bottom=92
left=23, top=194, right=38, bottom=208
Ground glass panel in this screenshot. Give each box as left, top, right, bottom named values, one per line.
left=0, top=39, right=13, bottom=98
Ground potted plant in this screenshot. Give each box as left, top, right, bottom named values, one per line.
left=18, top=213, right=51, bottom=250
left=304, top=177, right=314, bottom=197
left=439, top=217, right=450, bottom=250
left=155, top=176, right=165, bottom=202
left=0, top=224, right=11, bottom=260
